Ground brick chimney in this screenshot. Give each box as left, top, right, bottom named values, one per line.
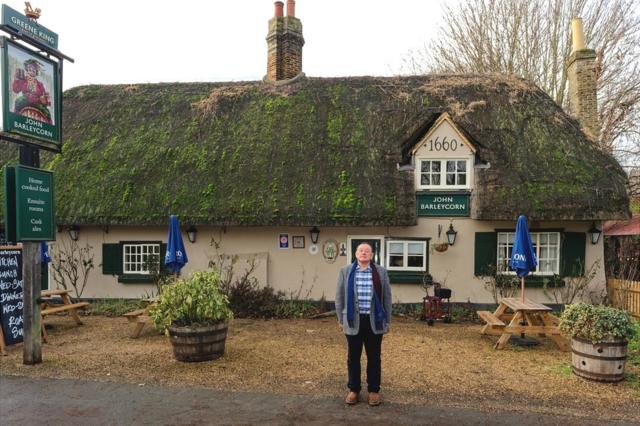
left=266, top=0, right=305, bottom=82
left=567, top=17, right=600, bottom=139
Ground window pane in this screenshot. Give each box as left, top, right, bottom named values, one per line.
left=549, top=233, right=558, bottom=244
left=389, top=242, right=403, bottom=255
left=446, top=174, right=455, bottom=185
left=421, top=161, right=430, bottom=172
left=540, top=247, right=548, bottom=258
left=457, top=174, right=466, bottom=185
left=540, top=234, right=548, bottom=244
left=508, top=233, right=514, bottom=244
left=432, top=175, right=440, bottom=185
left=408, top=255, right=423, bottom=267
left=431, top=161, right=440, bottom=172
left=408, top=243, right=423, bottom=255
left=446, top=161, right=456, bottom=172
left=389, top=255, right=404, bottom=267
left=498, top=233, right=507, bottom=244
left=457, top=161, right=466, bottom=171
left=421, top=174, right=430, bottom=185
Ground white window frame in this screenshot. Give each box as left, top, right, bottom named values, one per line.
left=123, top=243, right=161, bottom=275
left=417, top=158, right=470, bottom=190
left=497, top=232, right=560, bottom=276
left=385, top=240, right=427, bottom=272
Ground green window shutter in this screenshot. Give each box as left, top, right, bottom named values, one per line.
left=561, top=232, right=585, bottom=277
left=474, top=232, right=497, bottom=276
left=102, top=243, right=123, bottom=275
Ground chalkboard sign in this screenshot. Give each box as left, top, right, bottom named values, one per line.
left=0, top=247, right=23, bottom=346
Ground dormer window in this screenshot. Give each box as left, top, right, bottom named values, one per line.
left=410, top=113, right=476, bottom=192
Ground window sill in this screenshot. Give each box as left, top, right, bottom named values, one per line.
left=388, top=271, right=428, bottom=284
left=118, top=274, right=154, bottom=284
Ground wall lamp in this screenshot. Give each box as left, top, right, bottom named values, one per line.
left=68, top=224, right=80, bottom=241
left=588, top=222, right=601, bottom=245
left=309, top=226, right=320, bottom=244
left=187, top=225, right=198, bottom=243
left=446, top=223, right=457, bottom=246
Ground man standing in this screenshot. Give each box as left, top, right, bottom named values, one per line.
left=335, top=242, right=392, bottom=406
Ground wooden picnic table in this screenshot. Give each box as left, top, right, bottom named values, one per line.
left=123, top=298, right=157, bottom=338
left=40, top=289, right=90, bottom=343
left=477, top=297, right=569, bottom=351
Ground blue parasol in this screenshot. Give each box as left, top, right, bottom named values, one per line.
left=40, top=242, right=51, bottom=264
left=509, top=215, right=537, bottom=302
left=165, top=215, right=188, bottom=274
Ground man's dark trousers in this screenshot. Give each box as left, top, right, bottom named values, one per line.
left=346, top=314, right=382, bottom=393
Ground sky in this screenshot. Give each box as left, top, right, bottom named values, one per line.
left=12, top=0, right=460, bottom=90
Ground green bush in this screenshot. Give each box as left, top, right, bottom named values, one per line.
left=150, top=270, right=233, bottom=330
left=559, top=303, right=637, bottom=343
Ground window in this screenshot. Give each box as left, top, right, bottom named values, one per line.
left=497, top=232, right=560, bottom=275
left=386, top=240, right=426, bottom=271
left=123, top=243, right=160, bottom=274
left=418, top=159, right=469, bottom=189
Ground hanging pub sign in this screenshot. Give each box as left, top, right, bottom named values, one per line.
left=3, top=164, right=55, bottom=241
left=0, top=36, right=61, bottom=146
left=417, top=193, right=470, bottom=217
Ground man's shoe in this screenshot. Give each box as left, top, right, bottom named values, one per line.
left=345, top=391, right=359, bottom=405
left=368, top=392, right=381, bottom=406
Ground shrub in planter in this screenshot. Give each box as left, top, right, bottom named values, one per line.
left=150, top=270, right=234, bottom=362
left=559, top=303, right=637, bottom=382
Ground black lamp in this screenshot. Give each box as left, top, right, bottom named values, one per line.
left=588, top=222, right=601, bottom=245
left=68, top=225, right=80, bottom=241
left=446, top=223, right=457, bottom=246
left=187, top=225, right=198, bottom=243
left=309, top=226, right=320, bottom=244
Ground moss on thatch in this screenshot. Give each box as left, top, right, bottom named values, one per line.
left=0, top=74, right=629, bottom=226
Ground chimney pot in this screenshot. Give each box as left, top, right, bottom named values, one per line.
left=274, top=1, right=284, bottom=17
left=287, top=0, right=295, bottom=17
left=571, top=17, right=586, bottom=52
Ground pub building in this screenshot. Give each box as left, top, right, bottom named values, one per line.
left=0, top=1, right=630, bottom=305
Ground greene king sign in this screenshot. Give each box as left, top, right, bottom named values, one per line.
left=1, top=4, right=58, bottom=49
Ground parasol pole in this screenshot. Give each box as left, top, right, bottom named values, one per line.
left=521, top=276, right=525, bottom=302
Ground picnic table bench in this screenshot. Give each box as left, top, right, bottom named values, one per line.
left=40, top=289, right=90, bottom=343
left=123, top=298, right=156, bottom=338
left=478, top=297, right=569, bottom=351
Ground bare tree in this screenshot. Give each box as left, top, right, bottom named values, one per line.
left=50, top=238, right=95, bottom=299
left=402, top=0, right=640, bottom=164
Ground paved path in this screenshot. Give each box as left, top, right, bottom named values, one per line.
left=1, top=375, right=637, bottom=425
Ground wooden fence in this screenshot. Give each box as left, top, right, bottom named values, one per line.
left=607, top=279, right=640, bottom=319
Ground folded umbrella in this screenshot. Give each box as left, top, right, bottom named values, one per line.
left=165, top=215, right=188, bottom=274
left=508, top=215, right=537, bottom=302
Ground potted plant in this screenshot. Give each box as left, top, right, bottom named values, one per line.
left=559, top=303, right=637, bottom=382
left=150, top=270, right=233, bottom=362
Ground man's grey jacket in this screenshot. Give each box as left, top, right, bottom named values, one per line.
left=335, top=263, right=392, bottom=336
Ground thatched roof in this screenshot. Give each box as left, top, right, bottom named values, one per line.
left=0, top=74, right=630, bottom=226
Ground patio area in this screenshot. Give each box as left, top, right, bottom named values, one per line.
left=1, top=315, right=639, bottom=422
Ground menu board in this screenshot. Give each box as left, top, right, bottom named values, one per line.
left=0, top=247, right=23, bottom=346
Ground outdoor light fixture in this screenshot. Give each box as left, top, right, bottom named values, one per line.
left=68, top=225, right=80, bottom=241
left=309, top=226, right=320, bottom=244
left=187, top=225, right=198, bottom=244
left=588, top=222, right=601, bottom=245
left=446, top=223, right=457, bottom=246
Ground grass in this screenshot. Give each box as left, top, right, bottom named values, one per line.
left=549, top=362, right=573, bottom=377
left=86, top=299, right=145, bottom=317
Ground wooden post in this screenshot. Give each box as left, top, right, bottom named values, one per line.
left=520, top=276, right=525, bottom=303
left=22, top=241, right=42, bottom=364
left=20, top=145, right=42, bottom=365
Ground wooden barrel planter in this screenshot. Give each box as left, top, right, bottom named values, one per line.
left=570, top=336, right=628, bottom=382
left=167, top=321, right=228, bottom=362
